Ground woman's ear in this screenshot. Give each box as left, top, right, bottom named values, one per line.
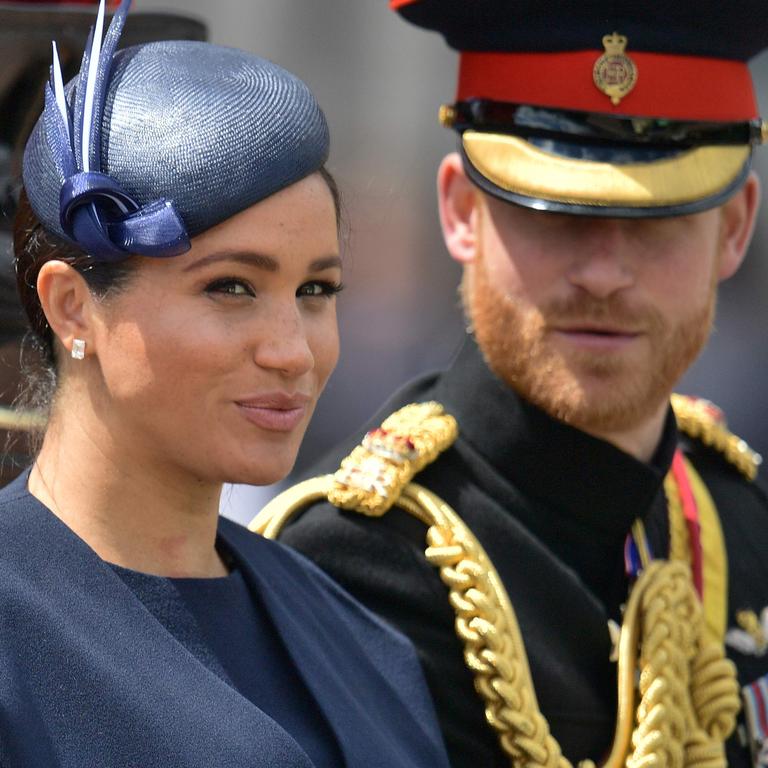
left=437, top=152, right=482, bottom=265
left=718, top=172, right=761, bottom=281
left=36, top=261, right=93, bottom=359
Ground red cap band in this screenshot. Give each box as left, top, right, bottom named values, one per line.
left=458, top=50, right=757, bottom=122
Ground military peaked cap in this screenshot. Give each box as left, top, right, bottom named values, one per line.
left=392, top=0, right=768, bottom=217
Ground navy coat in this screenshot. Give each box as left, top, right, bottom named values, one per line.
left=0, top=477, right=450, bottom=768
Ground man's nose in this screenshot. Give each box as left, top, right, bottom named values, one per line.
left=566, top=220, right=636, bottom=299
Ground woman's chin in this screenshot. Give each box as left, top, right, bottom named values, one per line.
left=223, top=456, right=298, bottom=488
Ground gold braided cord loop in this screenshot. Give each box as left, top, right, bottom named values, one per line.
left=627, top=562, right=740, bottom=768
left=328, top=402, right=458, bottom=517
left=404, top=489, right=573, bottom=768
left=250, top=476, right=334, bottom=539
left=671, top=394, right=761, bottom=481
left=663, top=462, right=740, bottom=753
left=690, top=644, right=741, bottom=742
left=0, top=405, right=45, bottom=432
left=250, top=398, right=741, bottom=768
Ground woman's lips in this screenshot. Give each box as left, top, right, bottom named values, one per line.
left=235, top=393, right=311, bottom=432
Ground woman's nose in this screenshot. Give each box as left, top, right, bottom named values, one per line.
left=253, top=305, right=314, bottom=378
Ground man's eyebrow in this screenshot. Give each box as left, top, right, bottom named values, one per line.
left=182, top=251, right=279, bottom=273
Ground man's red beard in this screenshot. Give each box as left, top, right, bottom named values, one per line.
left=464, top=248, right=717, bottom=433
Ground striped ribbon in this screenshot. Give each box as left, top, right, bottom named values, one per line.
left=743, top=675, right=768, bottom=766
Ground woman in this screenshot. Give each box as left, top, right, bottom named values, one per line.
left=0, top=2, right=450, bottom=766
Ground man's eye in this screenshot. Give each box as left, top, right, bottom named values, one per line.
left=206, top=279, right=254, bottom=296
left=297, top=281, right=344, bottom=298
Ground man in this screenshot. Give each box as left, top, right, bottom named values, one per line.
left=254, top=2, right=768, bottom=767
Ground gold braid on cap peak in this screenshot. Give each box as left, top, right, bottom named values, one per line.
left=671, top=394, right=762, bottom=481
left=250, top=399, right=741, bottom=768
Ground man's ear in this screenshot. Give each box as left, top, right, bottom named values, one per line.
left=437, top=152, right=482, bottom=265
left=718, top=171, right=761, bottom=281
left=36, top=261, right=94, bottom=359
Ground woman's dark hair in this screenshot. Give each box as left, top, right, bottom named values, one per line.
left=11, top=189, right=137, bottom=452
left=318, top=166, right=343, bottom=235
left=13, top=188, right=137, bottom=367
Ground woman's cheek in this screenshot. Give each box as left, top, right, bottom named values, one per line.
left=309, top=309, right=340, bottom=389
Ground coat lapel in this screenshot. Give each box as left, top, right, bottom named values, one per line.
left=220, top=519, right=446, bottom=768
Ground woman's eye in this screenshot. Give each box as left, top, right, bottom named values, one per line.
left=205, top=278, right=255, bottom=297
left=297, top=280, right=344, bottom=299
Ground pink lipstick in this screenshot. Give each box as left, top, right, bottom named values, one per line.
left=235, top=392, right=311, bottom=432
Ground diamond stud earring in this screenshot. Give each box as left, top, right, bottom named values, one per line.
left=71, top=339, right=86, bottom=360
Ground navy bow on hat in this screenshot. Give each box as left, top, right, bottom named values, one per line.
left=44, top=0, right=189, bottom=262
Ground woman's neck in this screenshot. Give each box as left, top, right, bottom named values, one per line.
left=29, top=407, right=228, bottom=578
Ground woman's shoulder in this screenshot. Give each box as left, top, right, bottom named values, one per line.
left=218, top=515, right=450, bottom=767
left=218, top=515, right=414, bottom=649
left=0, top=472, right=32, bottom=504
left=0, top=472, right=43, bottom=529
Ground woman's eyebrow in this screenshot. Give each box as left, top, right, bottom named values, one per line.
left=309, top=255, right=342, bottom=272
left=183, top=250, right=279, bottom=272
left=182, top=251, right=341, bottom=273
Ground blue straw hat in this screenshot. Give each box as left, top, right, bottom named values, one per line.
left=23, top=0, right=329, bottom=261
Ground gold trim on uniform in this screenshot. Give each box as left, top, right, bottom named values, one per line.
left=672, top=394, right=762, bottom=481
left=726, top=609, right=768, bottom=657
left=439, top=104, right=457, bottom=128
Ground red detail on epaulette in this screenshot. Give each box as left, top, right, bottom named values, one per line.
left=390, top=0, right=419, bottom=8
left=457, top=51, right=757, bottom=122
left=679, top=395, right=726, bottom=424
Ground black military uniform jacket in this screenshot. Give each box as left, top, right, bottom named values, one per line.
left=280, top=337, right=768, bottom=768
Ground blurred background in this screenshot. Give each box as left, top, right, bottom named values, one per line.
left=3, top=1, right=768, bottom=522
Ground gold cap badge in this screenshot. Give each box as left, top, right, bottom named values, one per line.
left=593, top=32, right=638, bottom=106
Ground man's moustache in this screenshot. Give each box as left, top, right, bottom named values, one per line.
left=540, top=297, right=662, bottom=331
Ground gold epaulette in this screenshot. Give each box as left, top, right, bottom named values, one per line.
left=328, top=401, right=458, bottom=517
left=671, top=393, right=762, bottom=481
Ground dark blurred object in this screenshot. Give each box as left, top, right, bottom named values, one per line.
left=0, top=233, right=28, bottom=347
left=0, top=2, right=208, bottom=231
left=0, top=230, right=36, bottom=485
left=0, top=3, right=207, bottom=485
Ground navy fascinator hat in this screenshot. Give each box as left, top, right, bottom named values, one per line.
left=23, top=0, right=330, bottom=262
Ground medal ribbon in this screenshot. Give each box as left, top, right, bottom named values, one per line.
left=670, top=449, right=704, bottom=598
left=624, top=519, right=652, bottom=578
left=625, top=449, right=703, bottom=598
left=626, top=448, right=730, bottom=646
